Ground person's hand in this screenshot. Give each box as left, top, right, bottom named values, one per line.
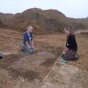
left=32, top=45, right=34, bottom=49
left=62, top=51, right=66, bottom=55
left=28, top=45, right=31, bottom=48
left=62, top=49, right=68, bottom=55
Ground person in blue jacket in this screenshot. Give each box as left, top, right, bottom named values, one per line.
left=22, top=26, right=35, bottom=55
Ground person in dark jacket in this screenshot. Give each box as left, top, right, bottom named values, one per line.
left=60, top=27, right=78, bottom=62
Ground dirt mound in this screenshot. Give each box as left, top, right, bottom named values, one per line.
left=10, top=8, right=67, bottom=34
left=0, top=13, right=14, bottom=28
left=0, top=8, right=88, bottom=34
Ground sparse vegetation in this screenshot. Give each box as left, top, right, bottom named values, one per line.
left=0, top=8, right=88, bottom=88
left=0, top=8, right=88, bottom=34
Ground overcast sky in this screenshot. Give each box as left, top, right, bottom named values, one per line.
left=0, top=0, right=88, bottom=18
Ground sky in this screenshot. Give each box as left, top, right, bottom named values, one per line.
left=0, top=0, right=88, bottom=18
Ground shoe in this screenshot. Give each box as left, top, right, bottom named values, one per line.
left=60, top=58, right=67, bottom=63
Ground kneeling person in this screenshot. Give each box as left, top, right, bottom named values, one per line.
left=60, top=27, right=78, bottom=62
left=22, top=26, right=35, bottom=55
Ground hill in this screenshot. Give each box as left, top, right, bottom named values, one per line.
left=0, top=8, right=88, bottom=34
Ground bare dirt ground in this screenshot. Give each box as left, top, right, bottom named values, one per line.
left=0, top=28, right=88, bottom=88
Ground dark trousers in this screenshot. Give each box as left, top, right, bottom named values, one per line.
left=62, top=50, right=77, bottom=61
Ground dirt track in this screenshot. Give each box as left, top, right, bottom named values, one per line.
left=0, top=28, right=88, bottom=88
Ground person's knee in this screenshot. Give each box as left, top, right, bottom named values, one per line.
left=22, top=45, right=35, bottom=55
left=28, top=48, right=34, bottom=54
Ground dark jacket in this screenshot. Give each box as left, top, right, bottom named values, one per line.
left=66, top=33, right=78, bottom=51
